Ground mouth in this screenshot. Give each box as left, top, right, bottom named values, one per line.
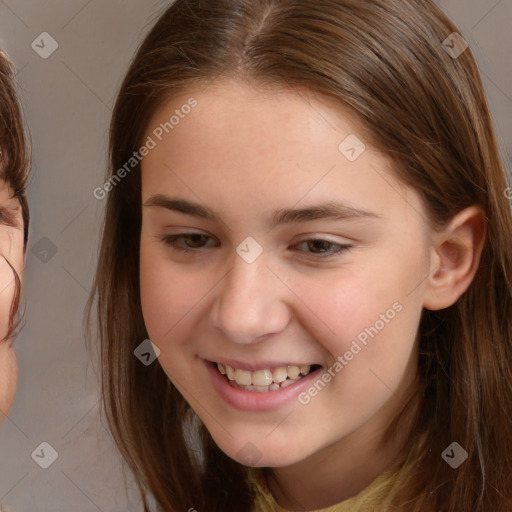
left=212, top=361, right=322, bottom=392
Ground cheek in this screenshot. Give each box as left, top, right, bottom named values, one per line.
left=139, top=240, right=207, bottom=346
left=0, top=229, right=23, bottom=415
left=0, top=260, right=14, bottom=340
left=140, top=245, right=175, bottom=340
left=139, top=242, right=216, bottom=392
left=293, top=275, right=421, bottom=431
left=0, top=232, right=23, bottom=340
left=290, top=247, right=424, bottom=387
left=0, top=344, right=18, bottom=416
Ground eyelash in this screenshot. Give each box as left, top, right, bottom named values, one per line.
left=159, top=233, right=352, bottom=260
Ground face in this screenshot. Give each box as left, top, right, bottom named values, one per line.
left=0, top=177, right=24, bottom=418
left=139, top=79, right=433, bottom=469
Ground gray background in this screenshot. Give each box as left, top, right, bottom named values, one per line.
left=0, top=0, right=510, bottom=510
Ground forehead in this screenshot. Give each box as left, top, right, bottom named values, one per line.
left=140, top=79, right=423, bottom=226
left=145, top=79, right=370, bottom=151
left=143, top=81, right=365, bottom=178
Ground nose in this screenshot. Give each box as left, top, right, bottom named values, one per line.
left=210, top=251, right=291, bottom=344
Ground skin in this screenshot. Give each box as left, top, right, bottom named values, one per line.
left=139, top=79, right=485, bottom=510
left=0, top=176, right=24, bottom=419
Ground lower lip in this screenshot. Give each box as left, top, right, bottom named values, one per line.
left=205, top=360, right=323, bottom=412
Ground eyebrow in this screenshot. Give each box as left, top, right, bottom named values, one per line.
left=143, top=194, right=382, bottom=227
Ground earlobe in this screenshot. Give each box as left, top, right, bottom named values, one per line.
left=423, top=206, right=486, bottom=311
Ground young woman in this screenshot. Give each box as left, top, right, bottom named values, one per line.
left=88, top=1, right=512, bottom=510
left=0, top=50, right=30, bottom=420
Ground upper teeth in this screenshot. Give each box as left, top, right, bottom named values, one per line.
left=216, top=363, right=312, bottom=386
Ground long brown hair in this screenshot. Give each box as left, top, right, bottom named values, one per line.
left=87, top=1, right=512, bottom=510
left=0, top=50, right=30, bottom=343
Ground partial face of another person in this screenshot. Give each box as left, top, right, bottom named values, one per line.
left=139, top=79, right=436, bottom=469
left=0, top=175, right=24, bottom=417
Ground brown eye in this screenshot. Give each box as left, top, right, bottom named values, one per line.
left=306, top=239, right=333, bottom=253
left=160, top=233, right=217, bottom=253
left=291, top=238, right=352, bottom=260
left=184, top=234, right=209, bottom=248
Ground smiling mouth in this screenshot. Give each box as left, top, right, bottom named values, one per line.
left=213, top=362, right=322, bottom=392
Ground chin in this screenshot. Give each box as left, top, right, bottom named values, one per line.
left=213, top=434, right=308, bottom=468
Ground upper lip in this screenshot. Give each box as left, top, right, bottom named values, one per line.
left=208, top=358, right=321, bottom=372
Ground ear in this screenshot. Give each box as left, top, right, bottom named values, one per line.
left=423, top=206, right=486, bottom=311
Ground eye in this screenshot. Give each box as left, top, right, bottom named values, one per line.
left=160, top=233, right=217, bottom=253
left=159, top=233, right=352, bottom=260
left=291, top=238, right=352, bottom=259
